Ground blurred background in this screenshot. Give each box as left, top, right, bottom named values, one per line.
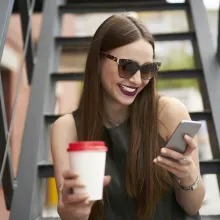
left=0, top=0, right=220, bottom=219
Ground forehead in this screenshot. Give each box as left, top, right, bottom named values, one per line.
left=109, top=39, right=154, bottom=64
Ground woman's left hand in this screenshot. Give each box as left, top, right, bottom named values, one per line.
left=153, top=135, right=198, bottom=182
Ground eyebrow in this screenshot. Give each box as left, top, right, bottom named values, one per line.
left=119, top=57, right=142, bottom=63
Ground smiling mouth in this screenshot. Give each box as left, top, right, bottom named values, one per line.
left=118, top=84, right=138, bottom=96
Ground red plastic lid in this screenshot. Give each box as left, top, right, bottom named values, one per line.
left=67, top=141, right=108, bottom=152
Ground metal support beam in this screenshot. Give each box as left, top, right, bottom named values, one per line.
left=216, top=0, right=220, bottom=63
left=18, top=0, right=35, bottom=84
left=188, top=0, right=220, bottom=158
left=0, top=77, right=14, bottom=210
left=0, top=0, right=15, bottom=210
left=187, top=0, right=220, bottom=191
left=10, top=0, right=64, bottom=219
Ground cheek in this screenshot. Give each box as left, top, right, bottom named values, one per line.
left=140, top=80, right=150, bottom=90
left=101, top=63, right=120, bottom=86
left=101, top=70, right=117, bottom=93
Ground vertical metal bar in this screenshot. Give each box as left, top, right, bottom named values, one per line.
left=186, top=0, right=220, bottom=158
left=0, top=76, right=14, bottom=210
left=0, top=0, right=15, bottom=210
left=9, top=0, right=64, bottom=219
left=0, top=0, right=15, bottom=57
left=187, top=0, right=220, bottom=192
left=18, top=0, right=35, bottom=84
left=217, top=0, right=220, bottom=64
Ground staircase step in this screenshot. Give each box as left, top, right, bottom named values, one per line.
left=201, top=216, right=220, bottom=220
left=59, top=2, right=187, bottom=13
left=56, top=37, right=91, bottom=50
left=51, top=72, right=84, bottom=81
left=41, top=215, right=220, bottom=220
left=56, top=32, right=195, bottom=51
left=44, top=111, right=212, bottom=124
left=38, top=159, right=220, bottom=178
left=190, top=111, right=212, bottom=121
left=41, top=216, right=220, bottom=220
left=51, top=69, right=203, bottom=82
left=41, top=214, right=220, bottom=220
left=41, top=218, right=60, bottom=220
left=158, top=69, right=203, bottom=79
left=38, top=162, right=54, bottom=178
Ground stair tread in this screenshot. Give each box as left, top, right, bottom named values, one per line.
left=51, top=69, right=203, bottom=81
left=38, top=159, right=220, bottom=178
left=59, top=1, right=188, bottom=13
left=41, top=218, right=60, bottom=220
left=38, top=158, right=220, bottom=166
left=44, top=111, right=212, bottom=124
left=55, top=32, right=195, bottom=50
left=41, top=216, right=220, bottom=220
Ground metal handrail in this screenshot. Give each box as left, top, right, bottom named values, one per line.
left=0, top=0, right=36, bottom=210
left=0, top=0, right=16, bottom=210
left=18, top=0, right=36, bottom=84
left=10, top=1, right=64, bottom=219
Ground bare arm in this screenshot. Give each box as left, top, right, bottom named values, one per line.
left=51, top=114, right=77, bottom=194
left=158, top=97, right=205, bottom=216
left=50, top=114, right=110, bottom=220
left=50, top=114, right=89, bottom=220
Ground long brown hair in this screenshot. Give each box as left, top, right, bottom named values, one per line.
left=78, top=15, right=173, bottom=220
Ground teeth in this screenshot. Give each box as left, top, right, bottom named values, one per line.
left=120, top=85, right=136, bottom=92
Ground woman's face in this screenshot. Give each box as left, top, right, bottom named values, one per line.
left=101, top=39, right=154, bottom=106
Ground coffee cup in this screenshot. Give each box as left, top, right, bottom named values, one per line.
left=67, top=141, right=108, bottom=201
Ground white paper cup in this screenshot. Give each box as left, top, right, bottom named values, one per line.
left=67, top=141, right=108, bottom=201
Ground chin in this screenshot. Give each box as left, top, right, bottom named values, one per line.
left=116, top=97, right=136, bottom=106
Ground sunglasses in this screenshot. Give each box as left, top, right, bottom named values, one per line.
left=100, top=52, right=161, bottom=80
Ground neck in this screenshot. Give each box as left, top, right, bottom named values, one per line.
left=103, top=98, right=129, bottom=126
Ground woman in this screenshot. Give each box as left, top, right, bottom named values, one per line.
left=51, top=15, right=205, bottom=220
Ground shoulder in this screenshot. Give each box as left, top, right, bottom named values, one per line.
left=158, top=96, right=191, bottom=141
left=51, top=113, right=77, bottom=143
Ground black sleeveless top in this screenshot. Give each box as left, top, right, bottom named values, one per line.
left=72, top=111, right=201, bottom=220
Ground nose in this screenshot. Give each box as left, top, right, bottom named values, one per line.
left=129, top=70, right=142, bottom=86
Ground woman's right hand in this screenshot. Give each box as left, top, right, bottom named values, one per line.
left=58, top=170, right=111, bottom=220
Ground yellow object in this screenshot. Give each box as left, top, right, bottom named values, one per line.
left=46, top=178, right=58, bottom=206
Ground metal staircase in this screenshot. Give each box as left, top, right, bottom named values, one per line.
left=0, top=0, right=220, bottom=219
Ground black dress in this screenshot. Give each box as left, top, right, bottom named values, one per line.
left=72, top=111, right=201, bottom=220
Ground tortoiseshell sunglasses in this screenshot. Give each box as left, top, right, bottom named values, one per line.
left=100, top=52, right=161, bottom=80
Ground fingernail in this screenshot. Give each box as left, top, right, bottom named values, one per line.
left=153, top=159, right=157, bottom=163
left=72, top=172, right=79, bottom=177
left=158, top=157, right=162, bottom=161
left=161, top=148, right=166, bottom=153
left=104, top=176, right=111, bottom=185
left=85, top=199, right=89, bottom=204
left=185, top=135, right=190, bottom=139
left=107, top=176, right=111, bottom=181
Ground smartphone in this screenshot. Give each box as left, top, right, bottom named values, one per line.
left=165, top=120, right=202, bottom=154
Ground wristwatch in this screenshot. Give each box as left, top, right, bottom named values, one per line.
left=178, top=174, right=200, bottom=191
